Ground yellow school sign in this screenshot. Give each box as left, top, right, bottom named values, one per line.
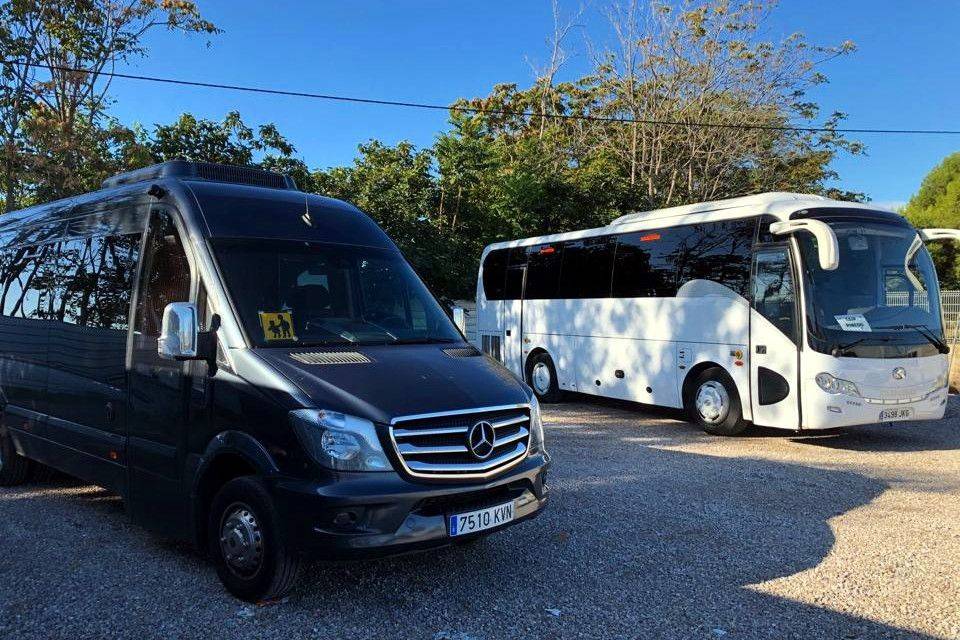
left=258, top=311, right=297, bottom=342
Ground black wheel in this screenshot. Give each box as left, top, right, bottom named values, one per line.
left=208, top=476, right=301, bottom=602
left=526, top=352, right=563, bottom=403
left=0, top=428, right=32, bottom=486
left=685, top=367, right=748, bottom=436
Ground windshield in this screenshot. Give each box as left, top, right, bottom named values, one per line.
left=796, top=218, right=945, bottom=358
left=212, top=239, right=462, bottom=347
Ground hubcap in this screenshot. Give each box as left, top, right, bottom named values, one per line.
left=695, top=381, right=730, bottom=424
left=532, top=362, right=552, bottom=395
left=219, top=503, right=264, bottom=577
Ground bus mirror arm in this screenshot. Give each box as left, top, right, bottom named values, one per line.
left=769, top=220, right=839, bottom=271
left=919, top=229, right=960, bottom=243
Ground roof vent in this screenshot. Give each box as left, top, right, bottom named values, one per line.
left=289, top=351, right=371, bottom=365
left=442, top=346, right=481, bottom=358
left=102, top=159, right=298, bottom=191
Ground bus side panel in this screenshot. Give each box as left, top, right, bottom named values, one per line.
left=520, top=296, right=750, bottom=412
left=520, top=299, right=580, bottom=392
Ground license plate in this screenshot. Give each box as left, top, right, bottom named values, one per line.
left=448, top=501, right=515, bottom=537
left=879, top=407, right=914, bottom=422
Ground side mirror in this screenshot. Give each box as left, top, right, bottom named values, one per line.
left=159, top=302, right=199, bottom=360
left=769, top=219, right=839, bottom=271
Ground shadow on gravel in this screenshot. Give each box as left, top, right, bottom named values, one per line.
left=281, top=406, right=928, bottom=639
left=0, top=398, right=945, bottom=639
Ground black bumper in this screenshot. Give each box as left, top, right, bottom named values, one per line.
left=270, top=453, right=550, bottom=559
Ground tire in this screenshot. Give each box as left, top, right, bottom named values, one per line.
left=208, top=476, right=301, bottom=602
left=0, top=428, right=32, bottom=486
left=685, top=367, right=748, bottom=436
left=526, top=352, right=563, bottom=403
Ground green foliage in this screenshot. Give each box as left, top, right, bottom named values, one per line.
left=903, top=152, right=960, bottom=289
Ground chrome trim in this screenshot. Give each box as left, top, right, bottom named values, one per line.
left=388, top=404, right=532, bottom=480
left=389, top=403, right=529, bottom=426
left=493, top=426, right=529, bottom=447
left=394, top=425, right=469, bottom=438
left=398, top=442, right=469, bottom=455
left=397, top=426, right=529, bottom=456
left=405, top=443, right=526, bottom=473
left=490, top=415, right=527, bottom=429
left=861, top=384, right=944, bottom=405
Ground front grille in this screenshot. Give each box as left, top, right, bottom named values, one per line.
left=389, top=405, right=530, bottom=479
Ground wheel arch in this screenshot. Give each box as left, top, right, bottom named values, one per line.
left=681, top=361, right=731, bottom=405
left=190, top=431, right=280, bottom=551
left=523, top=346, right=551, bottom=381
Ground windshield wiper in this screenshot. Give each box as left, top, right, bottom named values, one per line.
left=830, top=335, right=897, bottom=357
left=389, top=337, right=459, bottom=345
left=874, top=324, right=950, bottom=354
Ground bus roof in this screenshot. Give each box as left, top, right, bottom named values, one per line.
left=481, top=192, right=901, bottom=253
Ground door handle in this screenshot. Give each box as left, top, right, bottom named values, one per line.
left=756, top=345, right=767, bottom=354
left=105, top=402, right=116, bottom=422
left=506, top=329, right=512, bottom=336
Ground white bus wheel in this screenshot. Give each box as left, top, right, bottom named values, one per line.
left=526, top=353, right=562, bottom=403
left=686, top=368, right=747, bottom=436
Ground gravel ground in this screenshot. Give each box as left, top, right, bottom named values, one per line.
left=1, top=396, right=958, bottom=640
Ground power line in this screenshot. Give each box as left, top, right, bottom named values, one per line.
left=4, top=58, right=960, bottom=136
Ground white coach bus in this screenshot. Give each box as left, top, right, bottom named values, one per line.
left=474, top=192, right=959, bottom=435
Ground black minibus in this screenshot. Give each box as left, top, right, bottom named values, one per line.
left=0, top=161, right=549, bottom=601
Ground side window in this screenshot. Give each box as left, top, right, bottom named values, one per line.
left=558, top=237, right=615, bottom=299
left=524, top=243, right=563, bottom=300
left=0, top=247, right=44, bottom=318
left=612, top=230, right=678, bottom=298
left=136, top=213, right=191, bottom=337
left=21, top=244, right=56, bottom=320
left=481, top=249, right=508, bottom=301
left=504, top=248, right=527, bottom=300
left=676, top=221, right=754, bottom=297
left=753, top=249, right=797, bottom=342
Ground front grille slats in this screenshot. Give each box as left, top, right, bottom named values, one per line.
left=389, top=405, right=530, bottom=479
left=405, top=443, right=527, bottom=474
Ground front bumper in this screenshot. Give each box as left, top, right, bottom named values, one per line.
left=271, top=452, right=550, bottom=559
left=802, top=387, right=949, bottom=430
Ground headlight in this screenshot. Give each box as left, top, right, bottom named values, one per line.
left=936, top=372, right=949, bottom=389
left=815, top=372, right=860, bottom=397
left=290, top=409, right=391, bottom=472
left=528, top=396, right=545, bottom=455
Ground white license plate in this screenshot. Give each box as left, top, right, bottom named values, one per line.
left=879, top=407, right=914, bottom=422
left=448, top=501, right=515, bottom=537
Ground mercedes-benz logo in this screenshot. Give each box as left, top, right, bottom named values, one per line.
left=467, top=421, right=496, bottom=460
left=892, top=367, right=907, bottom=381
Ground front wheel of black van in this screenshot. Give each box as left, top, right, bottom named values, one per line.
left=209, top=476, right=301, bottom=602
left=0, top=429, right=32, bottom=486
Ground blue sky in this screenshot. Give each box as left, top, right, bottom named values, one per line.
left=107, top=1, right=960, bottom=209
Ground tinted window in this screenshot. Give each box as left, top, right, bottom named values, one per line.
left=504, top=247, right=527, bottom=300
left=612, top=230, right=679, bottom=297
left=558, top=237, right=615, bottom=298
left=482, top=249, right=508, bottom=300
left=136, top=214, right=191, bottom=337
left=53, top=235, right=140, bottom=329
left=524, top=244, right=563, bottom=300
left=674, top=220, right=754, bottom=297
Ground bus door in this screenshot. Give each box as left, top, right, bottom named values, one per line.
left=750, top=247, right=801, bottom=429
left=502, top=260, right=526, bottom=377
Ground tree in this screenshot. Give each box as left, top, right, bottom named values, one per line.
left=903, top=152, right=960, bottom=289
left=0, top=0, right=218, bottom=209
